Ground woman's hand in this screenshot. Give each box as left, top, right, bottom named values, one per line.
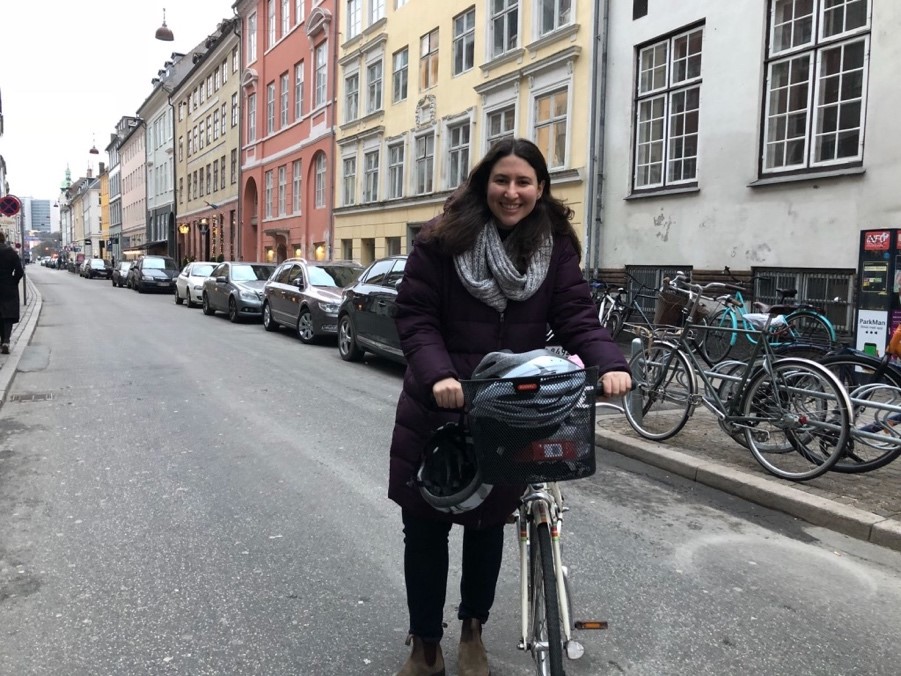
left=432, top=377, right=464, bottom=409
left=600, top=371, right=632, bottom=397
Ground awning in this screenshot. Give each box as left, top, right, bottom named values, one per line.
left=134, top=239, right=169, bottom=250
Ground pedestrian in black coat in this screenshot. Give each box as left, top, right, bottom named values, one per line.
left=0, top=231, right=24, bottom=354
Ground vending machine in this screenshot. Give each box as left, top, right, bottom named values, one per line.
left=856, top=229, right=901, bottom=356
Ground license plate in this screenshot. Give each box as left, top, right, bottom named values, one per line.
left=157, top=282, right=170, bottom=286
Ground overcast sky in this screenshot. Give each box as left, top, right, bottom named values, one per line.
left=1, top=1, right=235, bottom=200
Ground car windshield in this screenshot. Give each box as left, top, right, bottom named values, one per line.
left=89, top=259, right=107, bottom=268
left=308, top=265, right=362, bottom=288
left=191, top=264, right=215, bottom=277
left=143, top=257, right=178, bottom=270
left=231, top=264, right=273, bottom=282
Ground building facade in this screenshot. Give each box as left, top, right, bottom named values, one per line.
left=333, top=0, right=597, bottom=264
left=597, top=0, right=896, bottom=336
left=172, top=19, right=241, bottom=264
left=119, top=119, right=147, bottom=259
left=235, top=0, right=337, bottom=264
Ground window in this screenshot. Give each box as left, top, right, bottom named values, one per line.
left=367, top=60, right=383, bottom=113
left=178, top=136, right=183, bottom=162
left=278, top=166, right=287, bottom=215
left=633, top=27, right=703, bottom=189
left=344, top=73, right=360, bottom=121
left=315, top=42, right=328, bottom=107
left=761, top=0, right=870, bottom=173
left=486, top=106, right=515, bottom=147
left=363, top=150, right=379, bottom=202
left=293, top=159, right=302, bottom=212
left=420, top=29, right=439, bottom=90
left=538, top=0, right=572, bottom=36
left=391, top=49, right=410, bottom=105
left=347, top=0, right=362, bottom=39
left=386, top=237, right=402, bottom=257
left=213, top=161, right=219, bottom=192
left=231, top=149, right=238, bottom=184
left=221, top=156, right=226, bottom=189
left=415, top=133, right=435, bottom=194
left=490, top=0, right=519, bottom=58
left=280, top=73, right=290, bottom=127
left=282, top=0, right=290, bottom=36
left=206, top=164, right=212, bottom=194
left=447, top=122, right=470, bottom=187
left=232, top=46, right=239, bottom=72
left=388, top=142, right=405, bottom=199
left=341, top=239, right=353, bottom=260
left=265, top=170, right=273, bottom=217
left=534, top=89, right=568, bottom=169
left=343, top=157, right=357, bottom=206
left=245, top=13, right=256, bottom=60
left=295, top=61, right=305, bottom=119
left=370, top=0, right=385, bottom=23
left=199, top=120, right=206, bottom=149
left=248, top=93, right=257, bottom=141
left=315, top=153, right=327, bottom=208
left=267, top=82, right=276, bottom=133
left=268, top=0, right=277, bottom=47
left=221, top=103, right=227, bottom=135
left=232, top=93, right=239, bottom=127
left=213, top=110, right=220, bottom=140
left=453, top=8, right=475, bottom=75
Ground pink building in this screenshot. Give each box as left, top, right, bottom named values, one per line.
left=235, top=0, right=337, bottom=263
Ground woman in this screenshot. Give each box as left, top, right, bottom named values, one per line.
left=0, top=232, right=24, bottom=354
left=390, top=138, right=631, bottom=675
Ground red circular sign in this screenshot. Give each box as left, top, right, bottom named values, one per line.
left=0, top=195, right=21, bottom=217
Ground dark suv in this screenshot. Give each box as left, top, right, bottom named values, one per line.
left=127, top=255, right=179, bottom=293
left=81, top=258, right=112, bottom=279
left=262, top=258, right=364, bottom=343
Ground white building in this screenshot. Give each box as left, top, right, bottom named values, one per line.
left=596, top=0, right=896, bottom=337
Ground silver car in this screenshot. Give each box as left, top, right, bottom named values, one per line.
left=174, top=261, right=216, bottom=308
left=261, top=258, right=364, bottom=343
left=201, top=261, right=276, bottom=323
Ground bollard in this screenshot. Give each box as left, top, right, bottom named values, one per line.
left=628, top=337, right=644, bottom=423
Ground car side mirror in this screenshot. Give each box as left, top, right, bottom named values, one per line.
left=216, top=276, right=228, bottom=284
left=293, top=278, right=304, bottom=289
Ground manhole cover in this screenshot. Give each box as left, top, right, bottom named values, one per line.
left=8, top=393, right=53, bottom=402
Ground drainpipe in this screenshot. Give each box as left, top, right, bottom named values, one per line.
left=326, top=9, right=339, bottom=260
left=585, top=0, right=611, bottom=276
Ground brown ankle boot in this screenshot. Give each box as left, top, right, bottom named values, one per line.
left=396, top=634, right=445, bottom=676
left=458, top=619, right=490, bottom=676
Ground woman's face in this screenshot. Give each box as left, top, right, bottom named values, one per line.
left=486, top=154, right=544, bottom=229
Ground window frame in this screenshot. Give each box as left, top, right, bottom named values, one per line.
left=537, top=0, right=573, bottom=38
left=392, top=47, right=409, bottom=103
left=489, top=0, right=519, bottom=60
left=367, top=59, right=384, bottom=114
left=420, top=29, right=439, bottom=90
left=447, top=120, right=471, bottom=188
left=363, top=149, right=380, bottom=203
left=414, top=132, right=435, bottom=195
left=345, top=71, right=360, bottom=122
left=452, top=7, right=476, bottom=76
left=387, top=141, right=405, bottom=199
left=532, top=87, right=570, bottom=170
left=343, top=156, right=358, bottom=206
left=315, top=153, right=327, bottom=208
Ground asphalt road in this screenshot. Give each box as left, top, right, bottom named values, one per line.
left=2, top=266, right=900, bottom=676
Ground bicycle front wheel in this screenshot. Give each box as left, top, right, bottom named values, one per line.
left=820, top=355, right=901, bottom=473
left=624, top=343, right=696, bottom=440
left=701, top=307, right=738, bottom=364
left=529, top=522, right=564, bottom=676
left=739, top=358, right=851, bottom=481
left=602, top=308, right=625, bottom=340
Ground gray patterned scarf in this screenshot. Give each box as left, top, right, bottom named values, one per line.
left=454, top=221, right=553, bottom=313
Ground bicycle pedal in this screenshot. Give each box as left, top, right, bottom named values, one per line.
left=574, top=620, right=608, bottom=630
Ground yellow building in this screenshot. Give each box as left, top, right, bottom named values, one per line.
left=333, top=0, right=595, bottom=264
left=99, top=166, right=110, bottom=262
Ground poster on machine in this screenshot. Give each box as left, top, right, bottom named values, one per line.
left=856, top=309, right=888, bottom=356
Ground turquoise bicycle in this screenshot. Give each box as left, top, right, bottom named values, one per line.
left=701, top=268, right=838, bottom=364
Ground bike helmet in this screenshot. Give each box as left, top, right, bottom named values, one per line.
left=417, top=422, right=493, bottom=514
left=468, top=349, right=589, bottom=430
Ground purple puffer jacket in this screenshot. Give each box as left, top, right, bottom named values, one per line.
left=388, top=231, right=629, bottom=528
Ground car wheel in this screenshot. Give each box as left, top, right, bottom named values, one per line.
left=228, top=298, right=240, bottom=323
left=296, top=308, right=316, bottom=344
left=202, top=294, right=215, bottom=316
left=338, top=314, right=364, bottom=362
left=186, top=293, right=196, bottom=309
left=262, top=303, right=278, bottom=332
left=174, top=287, right=184, bottom=305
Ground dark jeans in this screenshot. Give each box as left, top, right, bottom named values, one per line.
left=0, top=319, right=12, bottom=344
left=402, top=509, right=505, bottom=642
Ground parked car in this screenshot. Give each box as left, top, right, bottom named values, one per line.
left=111, top=261, right=133, bottom=288
left=127, top=255, right=179, bottom=293
left=201, top=261, right=276, bottom=322
left=174, top=261, right=216, bottom=308
left=337, top=255, right=407, bottom=364
left=81, top=258, right=112, bottom=279
left=262, top=258, right=364, bottom=343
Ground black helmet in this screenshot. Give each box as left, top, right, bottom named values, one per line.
left=417, top=422, right=493, bottom=514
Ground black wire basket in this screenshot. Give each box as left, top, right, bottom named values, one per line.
left=460, top=367, right=598, bottom=484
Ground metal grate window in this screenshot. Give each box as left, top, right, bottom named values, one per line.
left=752, top=267, right=854, bottom=336
left=626, top=265, right=690, bottom=319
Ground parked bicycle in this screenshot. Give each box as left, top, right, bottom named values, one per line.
left=546, top=277, right=625, bottom=347
left=454, top=353, right=611, bottom=675
left=700, top=267, right=839, bottom=364
left=624, top=274, right=852, bottom=481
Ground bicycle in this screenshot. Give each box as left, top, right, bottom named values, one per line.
left=701, top=267, right=839, bottom=364
left=623, top=274, right=853, bottom=481
left=546, top=278, right=624, bottom=347
left=459, top=363, right=611, bottom=675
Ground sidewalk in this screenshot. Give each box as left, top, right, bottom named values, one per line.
left=596, top=341, right=901, bottom=554
left=0, top=274, right=43, bottom=401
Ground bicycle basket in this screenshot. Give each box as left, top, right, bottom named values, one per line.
left=460, top=366, right=598, bottom=484
left=654, top=289, right=689, bottom=326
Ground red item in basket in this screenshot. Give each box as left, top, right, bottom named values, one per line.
left=524, top=439, right=579, bottom=462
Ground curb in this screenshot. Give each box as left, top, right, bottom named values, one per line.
left=596, top=427, right=901, bottom=554
left=0, top=276, right=43, bottom=403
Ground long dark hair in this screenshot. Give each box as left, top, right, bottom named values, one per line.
left=424, top=138, right=580, bottom=268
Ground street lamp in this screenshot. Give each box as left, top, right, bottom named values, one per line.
left=155, top=8, right=174, bottom=42
left=178, top=223, right=189, bottom=235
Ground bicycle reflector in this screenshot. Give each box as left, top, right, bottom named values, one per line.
left=574, top=620, right=609, bottom=630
